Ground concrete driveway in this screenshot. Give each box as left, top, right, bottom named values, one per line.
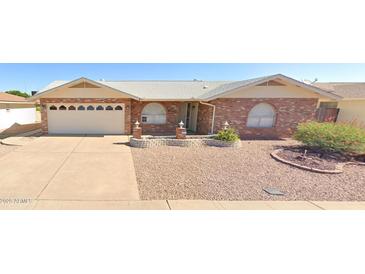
left=0, top=135, right=140, bottom=205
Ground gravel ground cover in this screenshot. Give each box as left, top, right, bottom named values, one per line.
left=131, top=140, right=365, bottom=201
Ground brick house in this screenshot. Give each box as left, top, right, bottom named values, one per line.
left=30, top=74, right=341, bottom=139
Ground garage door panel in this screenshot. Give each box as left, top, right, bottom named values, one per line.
left=47, top=104, right=125, bottom=134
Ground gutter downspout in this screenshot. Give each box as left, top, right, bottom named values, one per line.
left=199, top=101, right=215, bottom=134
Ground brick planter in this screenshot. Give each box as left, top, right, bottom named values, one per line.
left=130, top=136, right=241, bottom=148
left=176, top=127, right=187, bottom=139
left=133, top=127, right=142, bottom=139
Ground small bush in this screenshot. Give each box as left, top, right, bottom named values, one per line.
left=214, top=128, right=240, bottom=142
left=294, top=122, right=365, bottom=154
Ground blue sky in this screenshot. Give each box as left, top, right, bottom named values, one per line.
left=1, top=63, right=365, bottom=94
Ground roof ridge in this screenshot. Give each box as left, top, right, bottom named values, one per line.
left=316, top=82, right=365, bottom=84
left=98, top=80, right=234, bottom=82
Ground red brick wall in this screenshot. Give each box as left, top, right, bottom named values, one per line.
left=196, top=103, right=213, bottom=134
left=39, top=97, right=318, bottom=138
left=210, top=98, right=318, bottom=139
left=131, top=100, right=181, bottom=135
left=39, top=98, right=132, bottom=134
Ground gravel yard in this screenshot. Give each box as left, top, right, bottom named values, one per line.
left=131, top=140, right=365, bottom=201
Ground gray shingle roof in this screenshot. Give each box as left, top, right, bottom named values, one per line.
left=37, top=79, right=233, bottom=100
left=100, top=80, right=232, bottom=100
left=198, top=75, right=275, bottom=99
left=35, top=74, right=339, bottom=100
left=313, top=82, right=365, bottom=99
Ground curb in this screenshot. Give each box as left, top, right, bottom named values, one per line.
left=0, top=129, right=42, bottom=146
left=2, top=199, right=365, bottom=210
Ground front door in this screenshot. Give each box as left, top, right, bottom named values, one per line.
left=185, top=102, right=198, bottom=132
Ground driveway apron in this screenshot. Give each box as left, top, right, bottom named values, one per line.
left=0, top=136, right=139, bottom=201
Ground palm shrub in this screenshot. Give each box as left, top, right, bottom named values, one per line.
left=294, top=122, right=365, bottom=154
left=214, top=128, right=240, bottom=142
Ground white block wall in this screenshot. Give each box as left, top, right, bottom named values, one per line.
left=0, top=107, right=36, bottom=130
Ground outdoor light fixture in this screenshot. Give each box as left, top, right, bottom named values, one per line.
left=223, top=121, right=229, bottom=130
left=135, top=121, right=140, bottom=128
left=179, top=120, right=184, bottom=128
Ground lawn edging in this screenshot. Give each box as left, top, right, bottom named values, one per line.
left=270, top=148, right=345, bottom=174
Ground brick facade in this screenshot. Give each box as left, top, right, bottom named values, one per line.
left=39, top=98, right=132, bottom=134
left=210, top=98, right=318, bottom=139
left=196, top=103, right=213, bottom=134
left=131, top=100, right=181, bottom=135
left=40, top=97, right=318, bottom=139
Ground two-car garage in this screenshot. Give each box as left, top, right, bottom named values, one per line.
left=47, top=103, right=125, bottom=134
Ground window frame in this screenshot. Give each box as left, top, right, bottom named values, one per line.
left=246, top=103, right=276, bottom=129
left=141, top=103, right=167, bottom=125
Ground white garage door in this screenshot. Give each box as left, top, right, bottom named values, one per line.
left=47, top=103, right=125, bottom=134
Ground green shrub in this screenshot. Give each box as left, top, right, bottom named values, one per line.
left=294, top=122, right=365, bottom=154
left=214, top=128, right=240, bottom=142
left=5, top=90, right=30, bottom=98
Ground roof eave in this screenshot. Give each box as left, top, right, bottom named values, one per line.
left=30, top=77, right=141, bottom=100
left=139, top=98, right=201, bottom=101
left=340, top=97, right=365, bottom=101
left=0, top=100, right=35, bottom=104
left=201, top=74, right=342, bottom=101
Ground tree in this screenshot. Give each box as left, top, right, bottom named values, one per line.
left=5, top=90, right=30, bottom=98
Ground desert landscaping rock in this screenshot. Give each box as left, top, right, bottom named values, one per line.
left=131, top=140, right=365, bottom=201
left=263, top=187, right=284, bottom=196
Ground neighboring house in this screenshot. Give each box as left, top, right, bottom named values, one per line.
left=313, top=82, right=365, bottom=126
left=0, top=92, right=36, bottom=130
left=30, top=74, right=347, bottom=138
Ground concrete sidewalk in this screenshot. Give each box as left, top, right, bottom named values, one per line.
left=1, top=199, right=365, bottom=210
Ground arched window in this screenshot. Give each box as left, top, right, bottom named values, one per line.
left=141, top=103, right=166, bottom=124
left=247, top=103, right=276, bottom=128
left=96, top=105, right=104, bottom=111
left=115, top=105, right=123, bottom=111
left=49, top=105, right=57, bottom=110
left=59, top=105, right=67, bottom=110
left=68, top=105, right=76, bottom=110
left=87, top=105, right=94, bottom=111
left=77, top=105, right=85, bottom=111
left=105, top=106, right=113, bottom=111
